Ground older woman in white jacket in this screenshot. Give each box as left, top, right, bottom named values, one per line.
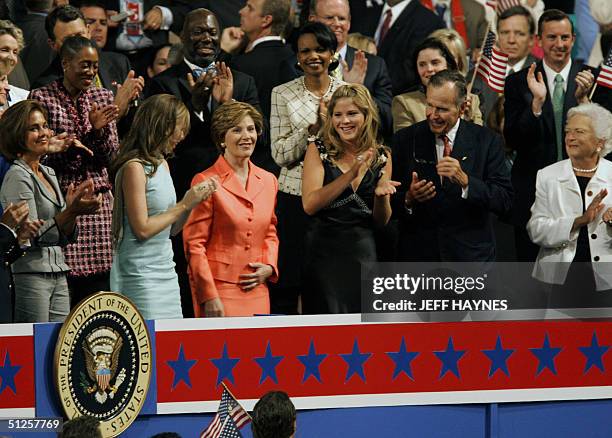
left=527, top=103, right=612, bottom=305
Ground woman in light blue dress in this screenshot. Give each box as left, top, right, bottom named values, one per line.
left=110, top=95, right=216, bottom=320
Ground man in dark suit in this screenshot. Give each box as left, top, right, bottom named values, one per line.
left=220, top=0, right=297, bottom=174
left=368, top=0, right=445, bottom=95
left=16, top=0, right=55, bottom=85
left=471, top=6, right=538, bottom=122
left=393, top=70, right=512, bottom=261
left=146, top=8, right=260, bottom=317
left=430, top=0, right=487, bottom=53
left=32, top=5, right=142, bottom=118
left=504, top=9, right=594, bottom=261
left=146, top=8, right=260, bottom=197
left=309, top=0, right=393, bottom=137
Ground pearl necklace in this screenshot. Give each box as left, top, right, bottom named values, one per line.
left=301, top=76, right=333, bottom=99
left=572, top=164, right=598, bottom=173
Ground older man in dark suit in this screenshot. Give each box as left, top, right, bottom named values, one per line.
left=393, top=70, right=513, bottom=261
left=309, top=0, right=393, bottom=137
left=146, top=8, right=260, bottom=317
left=504, top=9, right=594, bottom=261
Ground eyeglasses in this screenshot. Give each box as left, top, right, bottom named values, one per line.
left=412, top=136, right=436, bottom=165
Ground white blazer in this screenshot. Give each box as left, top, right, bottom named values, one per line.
left=527, top=159, right=612, bottom=290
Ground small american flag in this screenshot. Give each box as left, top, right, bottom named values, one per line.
left=595, top=48, right=612, bottom=89
left=486, top=0, right=521, bottom=14
left=476, top=30, right=509, bottom=93
left=200, top=386, right=251, bottom=438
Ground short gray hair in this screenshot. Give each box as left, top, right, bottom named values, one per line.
left=427, top=69, right=467, bottom=107
left=567, top=103, right=612, bottom=156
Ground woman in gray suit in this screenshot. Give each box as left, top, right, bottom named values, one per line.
left=0, top=100, right=101, bottom=322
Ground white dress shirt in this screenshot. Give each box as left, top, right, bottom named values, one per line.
left=542, top=58, right=573, bottom=94
left=436, top=118, right=469, bottom=198
left=249, top=35, right=285, bottom=51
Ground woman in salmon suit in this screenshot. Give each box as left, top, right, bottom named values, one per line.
left=183, top=101, right=279, bottom=317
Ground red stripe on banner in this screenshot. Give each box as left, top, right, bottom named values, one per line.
left=156, top=321, right=612, bottom=404
left=0, top=335, right=35, bottom=409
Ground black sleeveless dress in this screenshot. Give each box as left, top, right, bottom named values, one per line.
left=302, top=141, right=386, bottom=314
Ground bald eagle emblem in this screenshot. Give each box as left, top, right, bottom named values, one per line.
left=82, top=327, right=127, bottom=404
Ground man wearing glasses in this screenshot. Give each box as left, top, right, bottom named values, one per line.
left=392, top=70, right=513, bottom=262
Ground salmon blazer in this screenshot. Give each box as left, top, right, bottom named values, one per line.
left=183, top=155, right=279, bottom=304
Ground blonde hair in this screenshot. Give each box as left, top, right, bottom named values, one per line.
left=320, top=84, right=380, bottom=160
left=429, top=28, right=468, bottom=76
left=346, top=33, right=377, bottom=55
left=211, top=101, right=263, bottom=153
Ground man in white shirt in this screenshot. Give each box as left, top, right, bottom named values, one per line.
left=504, top=8, right=595, bottom=261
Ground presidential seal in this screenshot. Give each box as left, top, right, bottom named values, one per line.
left=55, top=292, right=152, bottom=437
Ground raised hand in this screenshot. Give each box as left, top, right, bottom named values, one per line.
left=341, top=50, right=368, bottom=85
left=406, top=172, right=436, bottom=206
left=526, top=63, right=546, bottom=114
left=66, top=179, right=102, bottom=216
left=239, top=263, right=273, bottom=291
left=0, top=201, right=29, bottom=230
left=602, top=207, right=612, bottom=225
left=220, top=26, right=245, bottom=54
left=350, top=148, right=374, bottom=177
left=89, top=102, right=119, bottom=130
left=106, top=10, right=121, bottom=28
left=48, top=134, right=94, bottom=156
left=17, top=219, right=44, bottom=245
left=211, top=62, right=234, bottom=104
left=143, top=6, right=162, bottom=30
left=581, top=188, right=607, bottom=225
left=375, top=179, right=401, bottom=197
left=114, top=70, right=145, bottom=117
left=436, top=156, right=468, bottom=187
left=574, top=69, right=594, bottom=103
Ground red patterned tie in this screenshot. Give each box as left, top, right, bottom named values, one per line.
left=440, top=135, right=452, bottom=157
left=378, top=9, right=393, bottom=46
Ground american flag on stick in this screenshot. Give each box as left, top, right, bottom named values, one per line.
left=476, top=30, right=509, bottom=93
left=595, top=47, right=612, bottom=89
left=486, top=0, right=521, bottom=14
left=200, top=384, right=251, bottom=438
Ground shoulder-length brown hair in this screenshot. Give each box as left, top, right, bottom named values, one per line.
left=111, top=94, right=190, bottom=178
left=320, top=84, right=380, bottom=160
left=0, top=99, right=48, bottom=160
left=211, top=101, right=263, bottom=153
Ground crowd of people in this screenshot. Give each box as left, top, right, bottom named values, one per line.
left=0, top=0, right=609, bottom=323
